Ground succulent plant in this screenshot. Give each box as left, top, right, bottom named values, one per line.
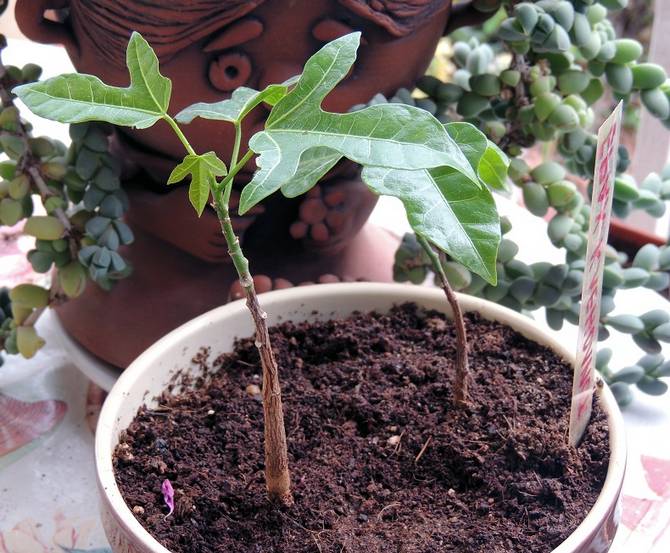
left=389, top=0, right=670, bottom=405
left=0, top=37, right=133, bottom=359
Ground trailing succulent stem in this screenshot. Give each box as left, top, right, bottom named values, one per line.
left=0, top=38, right=71, bottom=357
left=417, top=235, right=470, bottom=406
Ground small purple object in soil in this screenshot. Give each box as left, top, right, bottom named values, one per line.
left=161, top=479, right=174, bottom=518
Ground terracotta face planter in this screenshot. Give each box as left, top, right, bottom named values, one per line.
left=15, top=0, right=488, bottom=368
left=95, top=283, right=626, bottom=553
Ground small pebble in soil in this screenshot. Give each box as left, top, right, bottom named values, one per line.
left=387, top=435, right=401, bottom=446
left=245, top=384, right=261, bottom=396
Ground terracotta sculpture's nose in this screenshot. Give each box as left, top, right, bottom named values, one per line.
left=258, top=62, right=303, bottom=90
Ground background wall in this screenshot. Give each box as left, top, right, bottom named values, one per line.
left=0, top=1, right=24, bottom=39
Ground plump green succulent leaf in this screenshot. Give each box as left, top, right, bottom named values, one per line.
left=167, top=152, right=227, bottom=216
left=175, top=80, right=297, bottom=125
left=362, top=165, right=500, bottom=284
left=14, top=32, right=171, bottom=129
left=239, top=32, right=476, bottom=214
left=394, top=232, right=431, bottom=279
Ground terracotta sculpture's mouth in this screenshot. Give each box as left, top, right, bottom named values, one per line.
left=112, top=130, right=254, bottom=188
left=113, top=124, right=358, bottom=193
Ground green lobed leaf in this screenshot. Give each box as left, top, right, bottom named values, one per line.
left=175, top=80, right=297, bottom=125
left=14, top=32, right=171, bottom=129
left=167, top=152, right=227, bottom=216
left=444, top=122, right=487, bottom=170
left=281, top=147, right=342, bottom=198
left=362, top=165, right=500, bottom=284
left=444, top=122, right=509, bottom=191
left=479, top=141, right=510, bottom=191
left=239, top=33, right=477, bottom=214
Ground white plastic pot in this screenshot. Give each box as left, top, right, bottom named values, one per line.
left=95, top=283, right=626, bottom=553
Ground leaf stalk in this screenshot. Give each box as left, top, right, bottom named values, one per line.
left=221, top=150, right=254, bottom=204
left=163, top=115, right=196, bottom=156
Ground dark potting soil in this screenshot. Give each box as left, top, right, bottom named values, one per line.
left=114, top=304, right=609, bottom=553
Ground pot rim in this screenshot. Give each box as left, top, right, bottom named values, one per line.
left=95, top=282, right=626, bottom=553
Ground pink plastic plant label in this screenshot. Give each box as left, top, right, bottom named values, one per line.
left=569, top=101, right=623, bottom=447
left=161, top=478, right=175, bottom=518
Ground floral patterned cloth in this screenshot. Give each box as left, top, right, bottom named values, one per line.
left=0, top=223, right=41, bottom=288
left=0, top=364, right=111, bottom=553
left=616, top=451, right=670, bottom=550
left=1, top=223, right=110, bottom=553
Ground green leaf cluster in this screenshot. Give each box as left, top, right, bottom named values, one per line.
left=167, top=152, right=227, bottom=215
left=15, top=31, right=506, bottom=283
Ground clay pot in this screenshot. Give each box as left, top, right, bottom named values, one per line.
left=609, top=220, right=665, bottom=257
left=95, top=282, right=626, bottom=553
left=15, top=0, right=489, bottom=368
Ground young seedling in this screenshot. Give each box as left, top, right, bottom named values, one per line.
left=372, top=122, right=508, bottom=405
left=417, top=234, right=471, bottom=405
left=15, top=32, right=505, bottom=504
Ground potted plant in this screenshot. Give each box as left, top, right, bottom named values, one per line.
left=2, top=1, right=670, bottom=406
left=17, top=31, right=625, bottom=552
left=96, top=283, right=626, bottom=553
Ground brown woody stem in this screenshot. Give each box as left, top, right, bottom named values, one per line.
left=162, top=113, right=292, bottom=505
left=417, top=235, right=470, bottom=406
left=212, top=186, right=293, bottom=505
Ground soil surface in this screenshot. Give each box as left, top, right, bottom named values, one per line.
left=114, top=304, right=610, bottom=553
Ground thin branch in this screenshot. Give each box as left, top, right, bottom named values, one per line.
left=414, top=436, right=432, bottom=464
left=221, top=150, right=254, bottom=202
left=168, top=116, right=293, bottom=506
left=221, top=122, right=243, bottom=206
left=22, top=306, right=46, bottom=327
left=417, top=234, right=470, bottom=407
left=163, top=114, right=196, bottom=156
left=25, top=165, right=73, bottom=231
left=499, top=52, right=534, bottom=151
left=14, top=267, right=67, bottom=330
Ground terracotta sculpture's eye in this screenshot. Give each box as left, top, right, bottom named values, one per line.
left=208, top=52, right=252, bottom=92
left=204, top=18, right=263, bottom=93
left=312, top=19, right=367, bottom=45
